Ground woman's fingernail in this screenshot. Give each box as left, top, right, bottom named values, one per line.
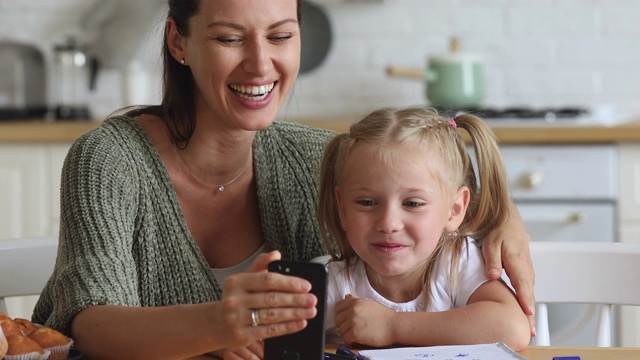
left=488, top=268, right=500, bottom=276
left=306, top=307, right=317, bottom=318
left=529, top=305, right=535, bottom=315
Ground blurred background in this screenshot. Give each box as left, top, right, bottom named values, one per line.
left=1, top=0, right=640, bottom=350
left=1, top=0, right=639, bottom=122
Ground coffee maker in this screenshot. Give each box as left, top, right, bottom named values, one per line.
left=52, top=37, right=96, bottom=120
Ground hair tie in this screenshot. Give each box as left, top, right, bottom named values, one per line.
left=448, top=118, right=457, bottom=129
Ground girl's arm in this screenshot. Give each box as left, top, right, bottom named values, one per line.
left=389, top=280, right=530, bottom=351
left=336, top=280, right=530, bottom=351
left=481, top=201, right=536, bottom=336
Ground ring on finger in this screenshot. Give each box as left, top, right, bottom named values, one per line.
left=251, top=309, right=260, bottom=327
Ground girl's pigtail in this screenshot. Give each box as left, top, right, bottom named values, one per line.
left=454, top=114, right=510, bottom=240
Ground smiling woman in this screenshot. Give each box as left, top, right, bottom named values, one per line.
left=31, top=1, right=332, bottom=359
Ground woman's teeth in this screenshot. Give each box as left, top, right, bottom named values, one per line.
left=229, top=83, right=275, bottom=100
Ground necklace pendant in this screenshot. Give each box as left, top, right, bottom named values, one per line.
left=218, top=185, right=225, bottom=192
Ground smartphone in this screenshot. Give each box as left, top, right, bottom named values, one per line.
left=264, top=260, right=328, bottom=360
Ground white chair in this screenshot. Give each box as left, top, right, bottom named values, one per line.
left=0, top=237, right=58, bottom=315
left=531, top=241, right=640, bottom=347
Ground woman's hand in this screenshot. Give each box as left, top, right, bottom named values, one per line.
left=216, top=251, right=318, bottom=351
left=334, top=295, right=395, bottom=347
left=481, top=202, right=536, bottom=336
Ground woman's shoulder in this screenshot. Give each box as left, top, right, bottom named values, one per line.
left=72, top=115, right=151, bottom=152
left=253, top=121, right=336, bottom=166
left=66, top=115, right=155, bottom=170
left=74, top=115, right=140, bottom=145
left=260, top=121, right=336, bottom=144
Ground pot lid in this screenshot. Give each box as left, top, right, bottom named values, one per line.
left=428, top=37, right=483, bottom=64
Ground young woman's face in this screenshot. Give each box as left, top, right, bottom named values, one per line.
left=336, top=143, right=466, bottom=282
left=174, top=0, right=300, bottom=131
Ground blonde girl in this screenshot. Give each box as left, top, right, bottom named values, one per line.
left=318, top=107, right=531, bottom=350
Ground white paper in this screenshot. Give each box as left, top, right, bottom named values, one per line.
left=358, top=342, right=526, bottom=360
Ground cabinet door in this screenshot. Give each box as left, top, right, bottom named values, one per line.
left=619, top=143, right=640, bottom=240
left=618, top=143, right=640, bottom=347
left=0, top=144, right=49, bottom=238
left=48, top=144, right=71, bottom=236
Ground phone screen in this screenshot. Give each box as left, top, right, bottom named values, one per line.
left=264, top=260, right=328, bottom=360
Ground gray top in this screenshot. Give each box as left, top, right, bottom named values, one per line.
left=32, top=116, right=335, bottom=335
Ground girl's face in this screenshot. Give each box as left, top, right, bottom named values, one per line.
left=169, top=0, right=300, bottom=131
left=336, top=143, right=469, bottom=284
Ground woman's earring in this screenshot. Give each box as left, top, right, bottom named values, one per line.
left=180, top=58, right=186, bottom=65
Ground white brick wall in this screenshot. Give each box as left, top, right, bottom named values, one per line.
left=1, top=0, right=640, bottom=121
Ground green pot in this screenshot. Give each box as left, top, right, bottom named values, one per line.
left=426, top=55, right=485, bottom=109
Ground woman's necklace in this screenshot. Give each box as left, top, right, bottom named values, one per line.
left=178, top=152, right=251, bottom=193
left=216, top=159, right=249, bottom=192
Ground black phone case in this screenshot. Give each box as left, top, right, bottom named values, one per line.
left=264, top=260, right=328, bottom=360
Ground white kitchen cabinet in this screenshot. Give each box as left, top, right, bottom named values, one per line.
left=617, top=143, right=640, bottom=347
left=0, top=142, right=71, bottom=319
left=0, top=144, right=49, bottom=239
left=48, top=144, right=70, bottom=236
left=618, top=143, right=640, bottom=242
left=0, top=143, right=70, bottom=239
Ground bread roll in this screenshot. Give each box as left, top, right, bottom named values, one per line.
left=28, top=327, right=73, bottom=360
left=0, top=316, right=21, bottom=337
left=5, top=334, right=45, bottom=355
left=14, top=318, right=39, bottom=335
left=0, top=325, right=8, bottom=358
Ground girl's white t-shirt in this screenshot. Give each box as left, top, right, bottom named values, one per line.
left=324, top=238, right=489, bottom=343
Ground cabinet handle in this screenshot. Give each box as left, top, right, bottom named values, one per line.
left=519, top=171, right=545, bottom=190
left=523, top=212, right=588, bottom=224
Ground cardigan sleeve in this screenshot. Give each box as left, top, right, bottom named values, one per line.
left=254, top=122, right=335, bottom=262
left=32, top=126, right=142, bottom=335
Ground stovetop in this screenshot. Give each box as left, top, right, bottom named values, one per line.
left=431, top=106, right=631, bottom=127
left=437, top=107, right=589, bottom=122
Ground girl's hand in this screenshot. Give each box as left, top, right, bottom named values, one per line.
left=222, top=340, right=264, bottom=360
left=216, top=251, right=318, bottom=348
left=481, top=203, right=537, bottom=336
left=334, top=295, right=395, bottom=347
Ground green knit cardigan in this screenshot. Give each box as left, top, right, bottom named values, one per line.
left=32, top=116, right=335, bottom=335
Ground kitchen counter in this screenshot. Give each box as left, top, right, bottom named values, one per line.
left=3, top=117, right=640, bottom=144
left=0, top=120, right=101, bottom=143
left=295, top=117, right=640, bottom=144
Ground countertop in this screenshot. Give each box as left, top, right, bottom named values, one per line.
left=3, top=117, right=640, bottom=144
left=295, top=117, right=640, bottom=144
left=0, top=120, right=102, bottom=143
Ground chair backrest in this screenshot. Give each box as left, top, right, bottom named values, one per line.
left=531, top=241, right=640, bottom=347
left=0, top=237, right=57, bottom=315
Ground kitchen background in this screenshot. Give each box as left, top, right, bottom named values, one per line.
left=2, top=0, right=640, bottom=349
left=1, top=0, right=640, bottom=122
